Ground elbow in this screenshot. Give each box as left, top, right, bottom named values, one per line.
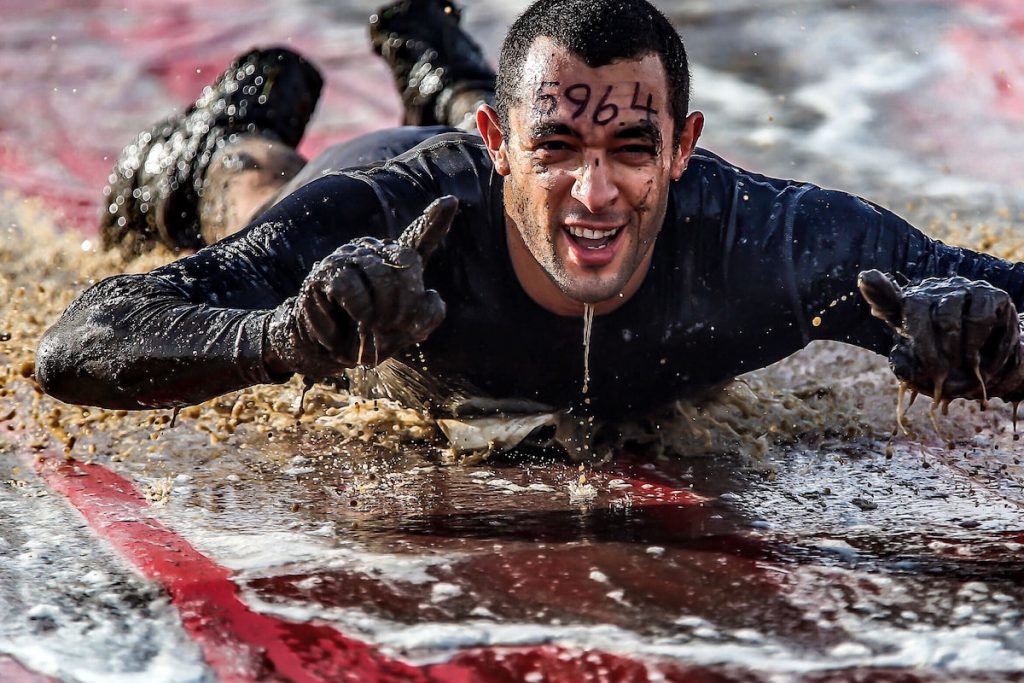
left=36, top=320, right=136, bottom=410
left=36, top=324, right=87, bottom=405
left=35, top=273, right=191, bottom=410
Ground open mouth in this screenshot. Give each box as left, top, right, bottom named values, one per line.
left=565, top=225, right=623, bottom=250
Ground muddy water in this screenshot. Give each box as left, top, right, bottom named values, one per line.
left=1, top=0, right=1024, bottom=681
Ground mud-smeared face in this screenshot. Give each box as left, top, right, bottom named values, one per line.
left=494, top=38, right=696, bottom=305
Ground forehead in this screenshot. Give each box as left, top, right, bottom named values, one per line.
left=516, top=36, right=669, bottom=104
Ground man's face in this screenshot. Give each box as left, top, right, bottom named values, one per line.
left=484, top=38, right=700, bottom=305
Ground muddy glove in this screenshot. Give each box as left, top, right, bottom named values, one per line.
left=264, top=196, right=458, bottom=381
left=858, top=269, right=1024, bottom=403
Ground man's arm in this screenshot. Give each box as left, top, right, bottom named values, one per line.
left=36, top=271, right=277, bottom=409
left=791, top=187, right=1024, bottom=401
left=37, top=173, right=444, bottom=409
left=858, top=269, right=1024, bottom=403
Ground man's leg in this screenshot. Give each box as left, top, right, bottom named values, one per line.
left=100, top=48, right=322, bottom=255
left=224, top=0, right=498, bottom=230
left=266, top=124, right=457, bottom=206
left=369, top=0, right=496, bottom=130
left=102, top=1, right=497, bottom=253
left=197, top=135, right=306, bottom=245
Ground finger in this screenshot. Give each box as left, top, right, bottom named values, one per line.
left=391, top=272, right=440, bottom=336
left=349, top=236, right=387, bottom=253
left=993, top=306, right=1024, bottom=370
left=962, top=286, right=1011, bottom=376
left=374, top=242, right=433, bottom=331
left=407, top=290, right=447, bottom=343
left=299, top=287, right=342, bottom=353
left=930, top=287, right=966, bottom=369
left=398, top=195, right=458, bottom=261
left=326, top=264, right=374, bottom=328
left=353, top=252, right=403, bottom=328
left=323, top=241, right=365, bottom=265
left=381, top=240, right=422, bottom=270
left=360, top=291, right=446, bottom=362
left=988, top=324, right=1024, bottom=396
left=901, top=293, right=950, bottom=396
left=889, top=343, right=921, bottom=386
left=858, top=270, right=904, bottom=331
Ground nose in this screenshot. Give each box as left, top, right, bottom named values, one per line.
left=570, top=158, right=619, bottom=213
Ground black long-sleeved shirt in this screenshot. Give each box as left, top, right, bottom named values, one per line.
left=37, top=132, right=1024, bottom=418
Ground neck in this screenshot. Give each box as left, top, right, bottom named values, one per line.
left=505, top=215, right=653, bottom=317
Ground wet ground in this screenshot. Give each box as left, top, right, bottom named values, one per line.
left=2, top=0, right=1024, bottom=681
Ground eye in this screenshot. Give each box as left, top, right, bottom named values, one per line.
left=617, top=144, right=657, bottom=158
left=531, top=140, right=577, bottom=164
left=536, top=140, right=573, bottom=152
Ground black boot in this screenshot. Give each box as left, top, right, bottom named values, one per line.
left=101, top=47, right=323, bottom=255
left=369, top=0, right=495, bottom=127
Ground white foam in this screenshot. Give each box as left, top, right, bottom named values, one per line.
left=180, top=525, right=461, bottom=586
left=430, top=583, right=464, bottom=603
left=0, top=469, right=208, bottom=682
left=244, top=589, right=1024, bottom=675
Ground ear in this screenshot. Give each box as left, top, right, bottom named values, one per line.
left=670, top=111, right=704, bottom=180
left=476, top=104, right=511, bottom=176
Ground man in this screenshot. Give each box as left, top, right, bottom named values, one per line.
left=37, top=0, right=1024, bottom=458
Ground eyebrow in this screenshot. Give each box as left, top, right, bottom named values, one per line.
left=613, top=121, right=662, bottom=148
left=528, top=120, right=663, bottom=149
left=528, top=122, right=582, bottom=140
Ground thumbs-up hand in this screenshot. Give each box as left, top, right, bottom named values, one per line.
left=858, top=269, right=1024, bottom=404
left=265, top=196, right=458, bottom=380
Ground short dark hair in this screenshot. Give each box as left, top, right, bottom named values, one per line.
left=495, top=0, right=690, bottom=146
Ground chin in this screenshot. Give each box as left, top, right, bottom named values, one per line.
left=564, top=253, right=635, bottom=298
left=557, top=272, right=629, bottom=304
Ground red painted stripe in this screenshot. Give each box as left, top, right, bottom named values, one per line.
left=26, top=450, right=739, bottom=683
left=30, top=453, right=429, bottom=683
left=0, top=656, right=58, bottom=683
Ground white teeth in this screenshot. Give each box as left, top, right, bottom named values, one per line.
left=567, top=226, right=621, bottom=240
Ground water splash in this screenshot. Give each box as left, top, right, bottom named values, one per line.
left=582, top=303, right=595, bottom=395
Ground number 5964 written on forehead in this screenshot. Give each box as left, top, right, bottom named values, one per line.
left=533, top=81, right=659, bottom=125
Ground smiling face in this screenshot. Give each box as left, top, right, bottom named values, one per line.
left=479, top=37, right=703, bottom=314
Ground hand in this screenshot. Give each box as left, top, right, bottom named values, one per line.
left=857, top=269, right=1024, bottom=403
left=265, top=196, right=458, bottom=381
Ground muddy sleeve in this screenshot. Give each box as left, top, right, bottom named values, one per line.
left=785, top=187, right=1024, bottom=354
left=36, top=172, right=430, bottom=409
